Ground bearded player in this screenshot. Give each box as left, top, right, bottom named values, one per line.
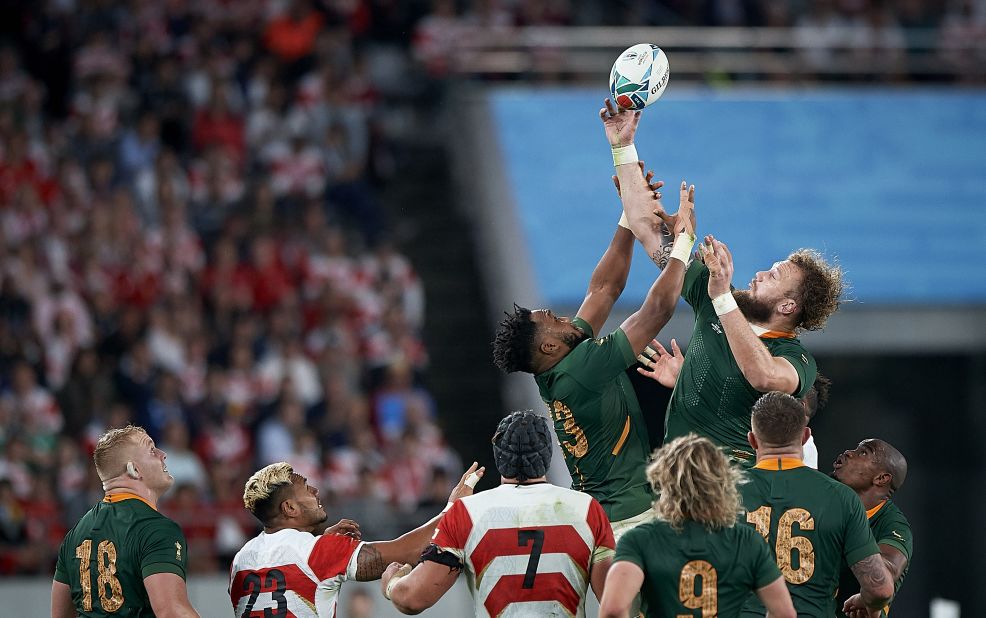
left=229, top=461, right=483, bottom=617
left=382, top=411, right=615, bottom=617
left=492, top=100, right=697, bottom=539
left=600, top=434, right=795, bottom=618
left=653, top=229, right=843, bottom=466
left=51, top=425, right=200, bottom=618
left=739, top=392, right=894, bottom=616
left=833, top=439, right=912, bottom=617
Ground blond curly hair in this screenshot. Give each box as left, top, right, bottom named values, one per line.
left=648, top=434, right=745, bottom=531
left=243, top=462, right=295, bottom=521
left=788, top=248, right=844, bottom=331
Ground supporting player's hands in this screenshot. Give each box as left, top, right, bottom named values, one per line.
left=675, top=181, right=697, bottom=237
left=599, top=98, right=641, bottom=147
left=702, top=235, right=734, bottom=298
left=636, top=338, right=684, bottom=388
left=612, top=161, right=664, bottom=202
left=381, top=562, right=413, bottom=598
left=841, top=593, right=883, bottom=618
left=447, top=461, right=486, bottom=503
left=323, top=518, right=361, bottom=540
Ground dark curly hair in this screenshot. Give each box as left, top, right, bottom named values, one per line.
left=492, top=304, right=537, bottom=374
left=788, top=249, right=845, bottom=331
left=802, top=372, right=832, bottom=420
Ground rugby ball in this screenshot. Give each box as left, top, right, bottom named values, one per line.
left=609, top=43, right=670, bottom=110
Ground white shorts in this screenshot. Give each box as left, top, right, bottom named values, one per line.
left=610, top=508, right=656, bottom=544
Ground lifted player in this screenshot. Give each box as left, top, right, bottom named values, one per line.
left=492, top=100, right=697, bottom=537
left=51, top=425, right=200, bottom=618
left=383, top=411, right=615, bottom=616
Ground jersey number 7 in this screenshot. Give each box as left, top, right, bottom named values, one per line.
left=518, top=529, right=545, bottom=589
left=747, top=506, right=816, bottom=584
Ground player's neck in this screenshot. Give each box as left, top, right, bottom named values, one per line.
left=754, top=445, right=803, bottom=463
left=102, top=478, right=159, bottom=509
left=857, top=487, right=890, bottom=511
left=501, top=476, right=548, bottom=485
left=750, top=316, right=796, bottom=335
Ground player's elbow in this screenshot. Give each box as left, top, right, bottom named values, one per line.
left=390, top=585, right=432, bottom=615
left=598, top=594, right=632, bottom=618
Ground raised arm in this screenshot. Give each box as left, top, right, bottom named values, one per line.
left=354, top=463, right=484, bottom=581
left=702, top=236, right=800, bottom=393
left=577, top=165, right=665, bottom=335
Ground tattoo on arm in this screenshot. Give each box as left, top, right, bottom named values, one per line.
left=851, top=553, right=892, bottom=602
left=355, top=543, right=387, bottom=581
left=652, top=225, right=674, bottom=269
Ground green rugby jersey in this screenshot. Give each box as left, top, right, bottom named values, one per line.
left=535, top=317, right=653, bottom=522
left=54, top=494, right=189, bottom=617
left=616, top=518, right=781, bottom=617
left=666, top=261, right=817, bottom=466
left=836, top=499, right=912, bottom=617
left=739, top=459, right=879, bottom=617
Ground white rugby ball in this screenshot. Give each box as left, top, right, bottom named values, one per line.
left=609, top=43, right=670, bottom=110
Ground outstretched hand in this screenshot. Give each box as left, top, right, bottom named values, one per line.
left=841, top=594, right=883, bottom=618
left=637, top=338, right=684, bottom=388
left=448, top=461, right=486, bottom=503
left=323, top=518, right=361, bottom=540
left=701, top=235, right=734, bottom=298
left=599, top=98, right=641, bottom=148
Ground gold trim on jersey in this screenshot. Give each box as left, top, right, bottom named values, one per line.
left=866, top=499, right=888, bottom=520
left=752, top=457, right=805, bottom=471
left=749, top=323, right=796, bottom=339
left=611, top=417, right=631, bottom=456
left=103, top=492, right=157, bottom=511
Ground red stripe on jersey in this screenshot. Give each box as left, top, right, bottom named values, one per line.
left=470, top=525, right=590, bottom=577
left=432, top=500, right=474, bottom=550
left=230, top=564, right=316, bottom=611
left=307, top=534, right=360, bottom=581
left=484, top=572, right=581, bottom=617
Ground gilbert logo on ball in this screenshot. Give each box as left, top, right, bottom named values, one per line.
left=609, top=43, right=670, bottom=110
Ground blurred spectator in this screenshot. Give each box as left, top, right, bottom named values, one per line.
left=344, top=587, right=378, bottom=618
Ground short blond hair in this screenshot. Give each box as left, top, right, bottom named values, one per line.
left=93, top=425, right=148, bottom=481
left=243, top=462, right=295, bottom=523
left=648, top=434, right=745, bottom=531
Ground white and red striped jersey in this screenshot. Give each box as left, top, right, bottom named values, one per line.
left=432, top=483, right=615, bottom=618
left=229, top=529, right=363, bottom=618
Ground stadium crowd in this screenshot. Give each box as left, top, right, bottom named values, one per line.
left=0, top=0, right=972, bottom=580
left=0, top=0, right=461, bottom=575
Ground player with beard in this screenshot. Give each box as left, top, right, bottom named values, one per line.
left=229, top=461, right=483, bottom=617
left=658, top=234, right=844, bottom=466
left=51, top=425, right=200, bottom=618
left=832, top=439, right=912, bottom=617
left=491, top=101, right=697, bottom=539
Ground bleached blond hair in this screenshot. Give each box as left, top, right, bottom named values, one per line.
left=243, top=462, right=294, bottom=521
left=93, top=425, right=148, bottom=481
left=648, top=434, right=745, bottom=531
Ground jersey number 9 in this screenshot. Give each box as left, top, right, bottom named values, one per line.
left=678, top=559, right=717, bottom=617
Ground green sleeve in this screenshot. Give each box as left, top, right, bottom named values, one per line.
left=613, top=526, right=647, bottom=572
left=771, top=342, right=817, bottom=398
left=748, top=526, right=782, bottom=589
left=842, top=490, right=881, bottom=567
left=53, top=538, right=69, bottom=584
left=555, top=327, right=637, bottom=390
left=572, top=317, right=595, bottom=339
left=138, top=517, right=189, bottom=580
left=875, top=510, right=913, bottom=560
left=682, top=260, right=711, bottom=308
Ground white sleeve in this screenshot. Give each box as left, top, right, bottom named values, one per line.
left=802, top=434, right=819, bottom=469
left=344, top=541, right=366, bottom=580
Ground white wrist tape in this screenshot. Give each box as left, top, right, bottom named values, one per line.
left=618, top=212, right=631, bottom=229
left=464, top=472, right=481, bottom=489
left=611, top=143, right=638, bottom=166
left=670, top=232, right=696, bottom=265
left=384, top=572, right=407, bottom=600
left=442, top=501, right=454, bottom=514
left=712, top=292, right=739, bottom=316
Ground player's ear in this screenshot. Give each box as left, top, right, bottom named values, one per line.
left=873, top=471, right=893, bottom=489
left=280, top=498, right=298, bottom=518
left=747, top=431, right=758, bottom=451
left=539, top=339, right=559, bottom=356
left=801, top=427, right=811, bottom=446
left=777, top=297, right=798, bottom=316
